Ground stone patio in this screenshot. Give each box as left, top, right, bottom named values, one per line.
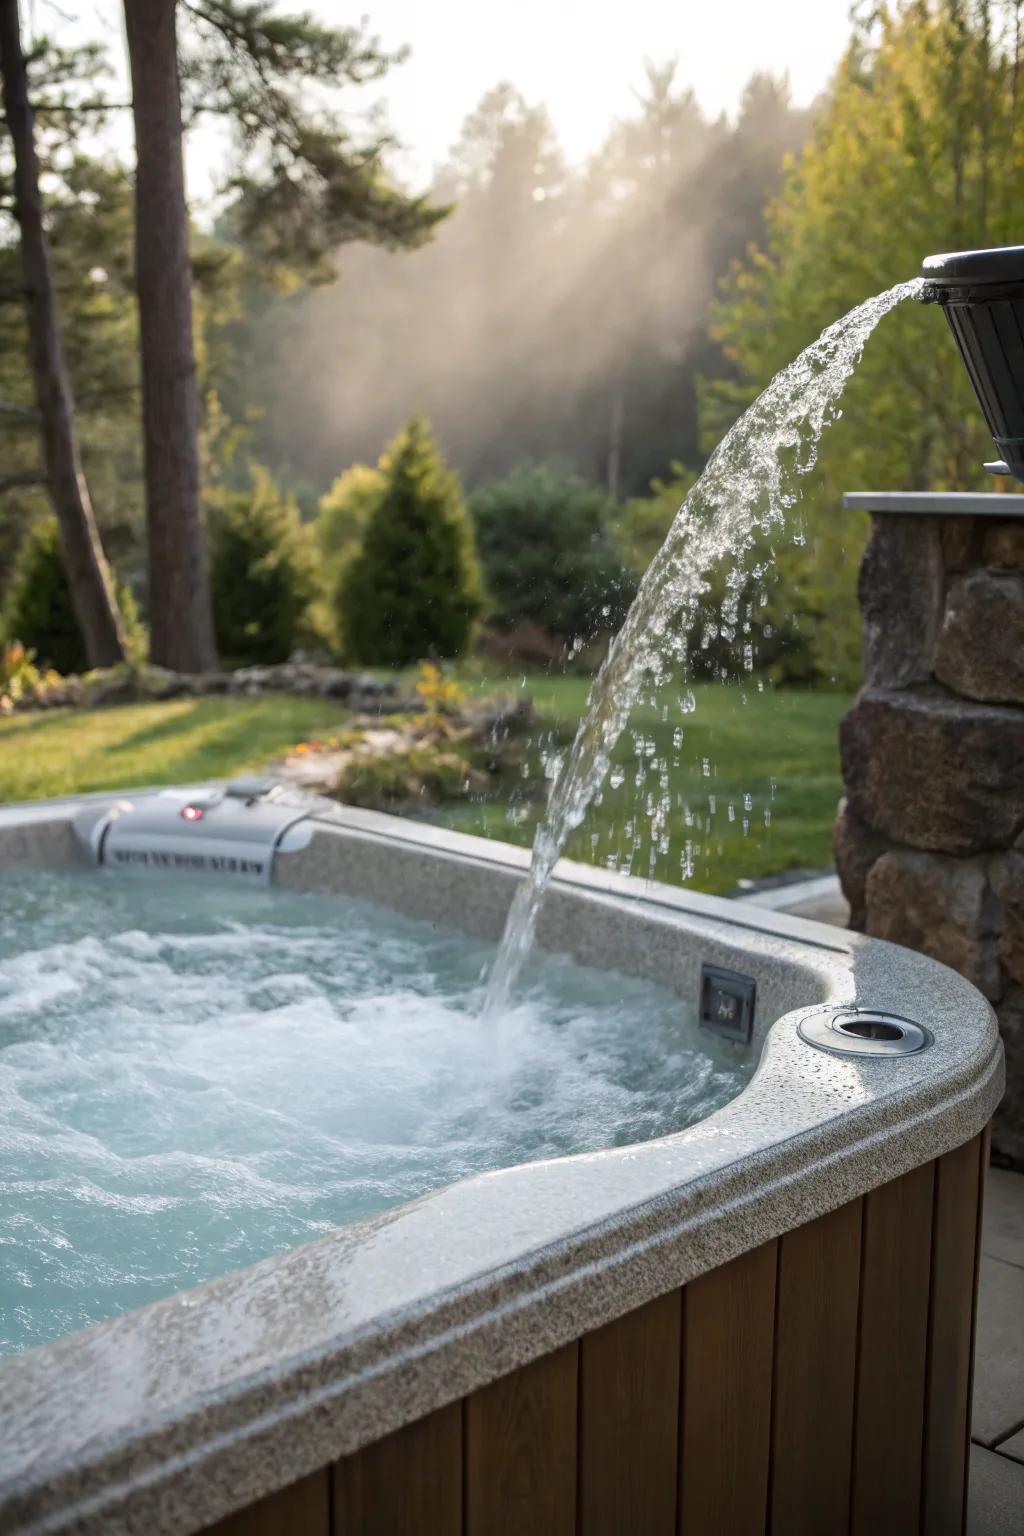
left=970, top=1166, right=1024, bottom=1534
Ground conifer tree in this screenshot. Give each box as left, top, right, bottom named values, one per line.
left=122, top=0, right=446, bottom=671
left=338, top=419, right=482, bottom=667
left=208, top=466, right=318, bottom=664
left=706, top=0, right=1024, bottom=686
left=3, top=515, right=90, bottom=674
left=0, top=12, right=127, bottom=667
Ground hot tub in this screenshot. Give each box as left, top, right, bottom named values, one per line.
left=0, top=787, right=1004, bottom=1536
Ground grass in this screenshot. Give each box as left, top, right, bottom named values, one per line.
left=438, top=675, right=850, bottom=895
left=0, top=696, right=353, bottom=803
left=0, top=677, right=849, bottom=895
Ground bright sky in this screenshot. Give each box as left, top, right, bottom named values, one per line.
left=368, top=0, right=855, bottom=181
left=46, top=0, right=855, bottom=198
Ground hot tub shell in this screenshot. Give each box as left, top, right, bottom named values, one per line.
left=0, top=792, right=1004, bottom=1536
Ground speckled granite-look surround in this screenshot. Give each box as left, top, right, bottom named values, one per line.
left=0, top=796, right=1004, bottom=1535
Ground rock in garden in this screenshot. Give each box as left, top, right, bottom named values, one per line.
left=317, top=670, right=355, bottom=699
left=460, top=694, right=535, bottom=738
left=934, top=570, right=1024, bottom=705
left=840, top=686, right=1024, bottom=855
left=193, top=671, right=232, bottom=694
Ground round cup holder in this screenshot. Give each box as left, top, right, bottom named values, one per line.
left=797, top=1006, right=932, bottom=1059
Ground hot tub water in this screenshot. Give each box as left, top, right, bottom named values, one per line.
left=0, top=867, right=751, bottom=1355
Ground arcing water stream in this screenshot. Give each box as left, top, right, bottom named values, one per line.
left=484, top=280, right=924, bottom=1017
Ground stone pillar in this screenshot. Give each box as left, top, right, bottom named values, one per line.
left=836, top=502, right=1024, bottom=1167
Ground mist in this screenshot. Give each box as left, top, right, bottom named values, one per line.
left=231, top=66, right=814, bottom=503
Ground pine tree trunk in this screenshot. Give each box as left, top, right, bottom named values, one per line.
left=0, top=0, right=127, bottom=668
left=123, top=0, right=217, bottom=672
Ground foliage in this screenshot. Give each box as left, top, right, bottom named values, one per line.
left=0, top=101, right=256, bottom=609
left=3, top=518, right=90, bottom=674
left=0, top=675, right=849, bottom=893
left=612, top=463, right=698, bottom=577
left=0, top=42, right=146, bottom=589
left=1, top=517, right=145, bottom=675
left=414, top=660, right=465, bottom=722
left=432, top=675, right=852, bottom=896
left=224, top=68, right=811, bottom=497
left=611, top=464, right=824, bottom=683
left=337, top=418, right=483, bottom=666
left=208, top=467, right=321, bottom=664
left=1, top=14, right=441, bottom=627
left=470, top=462, right=633, bottom=643
left=179, top=0, right=446, bottom=280
left=706, top=0, right=1024, bottom=687
left=315, top=462, right=384, bottom=572
left=337, top=743, right=472, bottom=808
left=0, top=641, right=58, bottom=707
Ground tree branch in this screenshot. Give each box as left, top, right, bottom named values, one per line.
left=37, top=101, right=132, bottom=114
left=0, top=399, right=39, bottom=419
left=0, top=469, right=47, bottom=493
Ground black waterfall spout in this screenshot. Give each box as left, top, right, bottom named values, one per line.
left=920, top=245, right=1024, bottom=482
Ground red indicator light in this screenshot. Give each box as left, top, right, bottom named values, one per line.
left=181, top=804, right=204, bottom=822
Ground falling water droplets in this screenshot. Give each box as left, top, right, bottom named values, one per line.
left=483, top=278, right=923, bottom=1017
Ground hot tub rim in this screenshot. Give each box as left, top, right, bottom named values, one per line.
left=0, top=794, right=1004, bottom=1536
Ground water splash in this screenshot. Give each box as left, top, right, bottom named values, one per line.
left=484, top=279, right=924, bottom=1016
left=0, top=868, right=750, bottom=1354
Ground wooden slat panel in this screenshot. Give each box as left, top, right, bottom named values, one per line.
left=850, top=1162, right=935, bottom=1536
left=201, top=1469, right=330, bottom=1535
left=769, top=1199, right=862, bottom=1536
left=465, top=1342, right=578, bottom=1536
left=962, top=1126, right=991, bottom=1534
left=678, top=1239, right=777, bottom=1536
left=922, top=1134, right=984, bottom=1536
left=578, top=1289, right=682, bottom=1536
left=333, top=1400, right=462, bottom=1536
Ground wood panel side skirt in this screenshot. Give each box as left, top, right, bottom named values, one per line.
left=201, top=1135, right=987, bottom=1536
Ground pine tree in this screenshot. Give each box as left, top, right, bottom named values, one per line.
left=122, top=0, right=447, bottom=672
left=0, top=14, right=128, bottom=667
left=338, top=419, right=482, bottom=667
left=209, top=466, right=318, bottom=664
left=705, top=0, right=1024, bottom=686
left=123, top=0, right=216, bottom=672
left=3, top=516, right=90, bottom=674
left=315, top=463, right=384, bottom=574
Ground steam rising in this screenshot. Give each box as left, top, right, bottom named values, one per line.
left=246, top=71, right=812, bottom=496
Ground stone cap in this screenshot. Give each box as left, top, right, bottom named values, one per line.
left=844, top=491, right=1024, bottom=517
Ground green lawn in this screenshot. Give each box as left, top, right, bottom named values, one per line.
left=440, top=676, right=850, bottom=894
left=0, top=696, right=353, bottom=803
left=0, top=678, right=849, bottom=895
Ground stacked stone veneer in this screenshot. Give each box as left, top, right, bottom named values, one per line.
left=836, top=509, right=1024, bottom=1167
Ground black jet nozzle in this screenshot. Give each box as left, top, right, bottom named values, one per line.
left=920, top=245, right=1024, bottom=482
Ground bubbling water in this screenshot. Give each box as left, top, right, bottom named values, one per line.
left=484, top=281, right=924, bottom=1016
left=0, top=868, right=751, bottom=1355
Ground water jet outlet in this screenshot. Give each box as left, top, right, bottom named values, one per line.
left=920, top=245, right=1024, bottom=482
